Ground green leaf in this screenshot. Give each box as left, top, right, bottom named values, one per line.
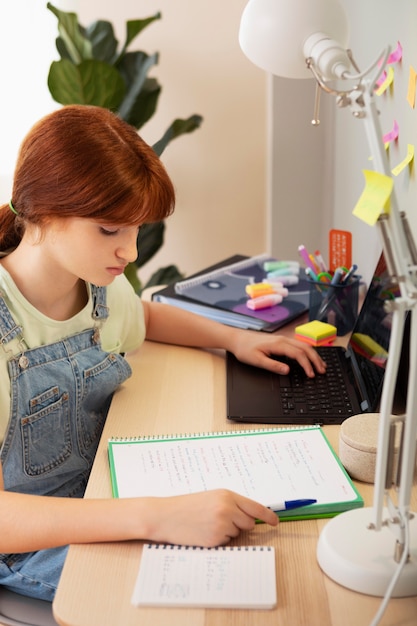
left=48, top=59, right=125, bottom=109
left=143, top=265, right=184, bottom=291
left=152, top=115, right=204, bottom=156
left=124, top=262, right=141, bottom=294
left=121, top=14, right=162, bottom=55
left=117, top=51, right=160, bottom=126
left=135, top=222, right=165, bottom=269
left=85, top=21, right=118, bottom=64
left=47, top=3, right=92, bottom=63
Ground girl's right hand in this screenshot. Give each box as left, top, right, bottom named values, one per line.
left=142, top=489, right=279, bottom=547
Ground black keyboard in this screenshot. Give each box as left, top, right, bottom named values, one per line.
left=275, top=348, right=355, bottom=418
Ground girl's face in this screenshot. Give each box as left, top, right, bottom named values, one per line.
left=43, top=217, right=140, bottom=286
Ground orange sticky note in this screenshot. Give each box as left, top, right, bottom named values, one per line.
left=407, top=66, right=417, bottom=108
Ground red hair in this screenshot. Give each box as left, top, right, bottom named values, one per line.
left=0, top=105, right=175, bottom=250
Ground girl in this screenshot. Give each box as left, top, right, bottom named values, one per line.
left=0, top=105, right=325, bottom=601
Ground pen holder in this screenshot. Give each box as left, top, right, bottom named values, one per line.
left=308, top=276, right=360, bottom=336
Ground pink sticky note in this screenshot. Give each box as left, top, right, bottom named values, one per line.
left=383, top=120, right=399, bottom=145
left=387, top=41, right=403, bottom=64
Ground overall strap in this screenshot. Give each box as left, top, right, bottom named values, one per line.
left=91, top=285, right=109, bottom=322
left=0, top=292, right=23, bottom=346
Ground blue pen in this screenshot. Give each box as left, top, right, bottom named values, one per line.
left=268, top=498, right=317, bottom=512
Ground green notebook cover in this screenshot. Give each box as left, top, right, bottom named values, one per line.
left=108, top=426, right=363, bottom=521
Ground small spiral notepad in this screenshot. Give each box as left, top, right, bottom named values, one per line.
left=132, top=544, right=276, bottom=609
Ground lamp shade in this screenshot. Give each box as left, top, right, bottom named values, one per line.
left=239, top=0, right=349, bottom=79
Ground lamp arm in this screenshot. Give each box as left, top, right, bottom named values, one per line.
left=309, top=44, right=417, bottom=540
left=349, top=76, right=417, bottom=538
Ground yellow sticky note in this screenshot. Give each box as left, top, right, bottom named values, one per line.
left=407, top=66, right=417, bottom=108
left=352, top=170, right=393, bottom=226
left=392, top=144, right=415, bottom=176
left=375, top=66, right=394, bottom=96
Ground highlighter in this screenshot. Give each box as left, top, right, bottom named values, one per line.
left=266, top=275, right=299, bottom=287
left=263, top=260, right=300, bottom=272
left=246, top=283, right=289, bottom=298
left=245, top=283, right=276, bottom=298
left=246, top=294, right=283, bottom=310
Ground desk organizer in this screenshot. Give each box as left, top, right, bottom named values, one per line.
left=339, top=413, right=400, bottom=484
left=309, top=276, right=360, bottom=336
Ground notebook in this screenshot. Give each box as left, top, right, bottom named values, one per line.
left=152, top=254, right=310, bottom=332
left=108, top=426, right=363, bottom=520
left=131, top=544, right=276, bottom=609
left=227, top=252, right=409, bottom=425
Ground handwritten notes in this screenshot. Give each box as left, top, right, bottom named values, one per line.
left=131, top=544, right=276, bottom=609
left=108, top=427, right=363, bottom=519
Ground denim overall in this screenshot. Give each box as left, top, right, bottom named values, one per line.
left=0, top=285, right=132, bottom=600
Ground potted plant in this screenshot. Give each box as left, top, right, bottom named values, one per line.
left=46, top=3, right=203, bottom=292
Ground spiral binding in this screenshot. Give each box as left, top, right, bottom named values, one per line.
left=174, top=253, right=270, bottom=294
left=108, top=425, right=319, bottom=443
left=145, top=544, right=273, bottom=551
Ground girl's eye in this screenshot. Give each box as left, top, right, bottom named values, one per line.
left=99, top=227, right=119, bottom=236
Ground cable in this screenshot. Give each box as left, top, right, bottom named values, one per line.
left=369, top=511, right=410, bottom=626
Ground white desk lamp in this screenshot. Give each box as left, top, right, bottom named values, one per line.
left=239, top=0, right=417, bottom=602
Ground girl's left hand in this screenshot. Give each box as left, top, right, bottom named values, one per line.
left=229, top=332, right=326, bottom=378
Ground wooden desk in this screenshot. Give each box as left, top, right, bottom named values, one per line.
left=53, top=341, right=417, bottom=626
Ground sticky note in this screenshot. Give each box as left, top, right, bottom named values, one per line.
left=352, top=170, right=393, bottom=227
left=295, top=321, right=337, bottom=346
left=382, top=120, right=399, bottom=145
left=387, top=41, right=403, bottom=65
left=407, top=66, right=417, bottom=108
left=391, top=144, right=414, bottom=177
left=375, top=66, right=394, bottom=96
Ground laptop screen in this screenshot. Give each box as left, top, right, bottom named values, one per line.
left=345, top=253, right=405, bottom=412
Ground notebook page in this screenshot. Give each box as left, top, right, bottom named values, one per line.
left=108, top=427, right=363, bottom=517
left=132, top=544, right=277, bottom=609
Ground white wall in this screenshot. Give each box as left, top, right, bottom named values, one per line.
left=0, top=1, right=58, bottom=197
left=269, top=0, right=417, bottom=287
left=0, top=0, right=268, bottom=281
left=333, top=0, right=417, bottom=285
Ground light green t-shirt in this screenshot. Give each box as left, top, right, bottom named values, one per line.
left=0, top=266, right=146, bottom=443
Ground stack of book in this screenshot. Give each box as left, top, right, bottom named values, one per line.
left=152, top=253, right=310, bottom=332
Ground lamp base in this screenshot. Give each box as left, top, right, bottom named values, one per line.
left=317, top=507, right=417, bottom=597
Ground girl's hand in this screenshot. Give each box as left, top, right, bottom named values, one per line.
left=229, top=332, right=327, bottom=378
left=144, top=490, right=278, bottom=547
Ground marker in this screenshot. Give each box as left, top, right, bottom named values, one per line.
left=266, top=274, right=299, bottom=287
left=330, top=267, right=345, bottom=285
left=245, top=283, right=276, bottom=298
left=298, top=245, right=318, bottom=273
left=308, top=253, right=320, bottom=273
left=246, top=294, right=283, bottom=310
left=245, top=283, right=289, bottom=298
left=263, top=260, right=300, bottom=272
left=340, top=264, right=358, bottom=284
left=314, top=250, right=328, bottom=272
left=266, top=266, right=299, bottom=278
left=305, top=266, right=318, bottom=282
left=268, top=498, right=317, bottom=512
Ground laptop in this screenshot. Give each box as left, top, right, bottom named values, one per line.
left=226, top=253, right=409, bottom=425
